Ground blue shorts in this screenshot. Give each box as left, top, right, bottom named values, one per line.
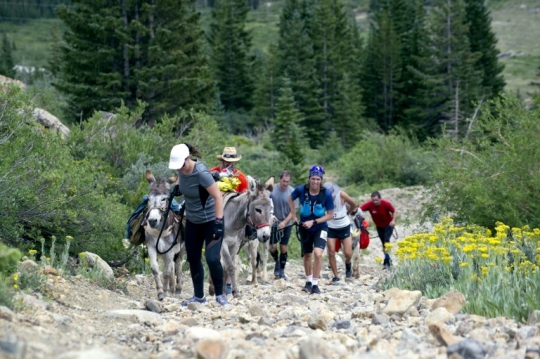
left=327, top=225, right=351, bottom=240
left=299, top=227, right=327, bottom=255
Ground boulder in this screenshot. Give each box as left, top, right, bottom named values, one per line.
left=33, top=108, right=70, bottom=138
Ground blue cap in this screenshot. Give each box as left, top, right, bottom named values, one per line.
left=309, top=165, right=325, bottom=178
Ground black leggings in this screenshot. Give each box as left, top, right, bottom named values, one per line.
left=376, top=226, right=394, bottom=250
left=185, top=219, right=224, bottom=298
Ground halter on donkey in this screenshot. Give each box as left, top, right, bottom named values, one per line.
left=143, top=170, right=186, bottom=300
left=209, top=176, right=274, bottom=298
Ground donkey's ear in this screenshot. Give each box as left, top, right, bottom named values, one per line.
left=265, top=175, right=275, bottom=189
left=169, top=173, right=178, bottom=185
left=146, top=170, right=156, bottom=184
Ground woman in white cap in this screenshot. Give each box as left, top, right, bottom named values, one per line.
left=169, top=143, right=230, bottom=306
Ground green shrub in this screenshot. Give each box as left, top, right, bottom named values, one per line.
left=337, top=129, right=432, bottom=188
left=0, top=85, right=130, bottom=262
left=426, top=94, right=540, bottom=229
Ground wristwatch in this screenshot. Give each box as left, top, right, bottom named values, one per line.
left=313, top=219, right=318, bottom=225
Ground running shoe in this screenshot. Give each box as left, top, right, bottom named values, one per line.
left=311, top=285, right=321, bottom=294
left=331, top=277, right=340, bottom=284
left=181, top=296, right=207, bottom=306
left=302, top=281, right=312, bottom=293
left=274, top=260, right=281, bottom=277
left=345, top=263, right=353, bottom=278
left=216, top=294, right=231, bottom=306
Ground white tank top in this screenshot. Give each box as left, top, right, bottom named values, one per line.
left=328, top=190, right=351, bottom=229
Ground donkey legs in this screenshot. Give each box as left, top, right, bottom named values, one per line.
left=174, top=247, right=185, bottom=295
left=259, top=241, right=269, bottom=282
left=224, top=237, right=241, bottom=298
left=245, top=239, right=259, bottom=285
left=352, top=240, right=361, bottom=279
left=147, top=247, right=165, bottom=300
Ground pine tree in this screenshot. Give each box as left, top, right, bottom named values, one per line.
left=426, top=0, right=482, bottom=137
left=333, top=72, right=365, bottom=147
left=400, top=0, right=443, bottom=139
left=464, top=0, right=505, bottom=98
left=0, top=33, right=16, bottom=78
left=281, top=122, right=308, bottom=185
left=55, top=0, right=214, bottom=121
left=361, top=9, right=402, bottom=130
left=251, top=45, right=281, bottom=128
left=55, top=1, right=126, bottom=119
left=272, top=77, right=305, bottom=152
left=277, top=0, right=323, bottom=147
left=311, top=0, right=352, bottom=126
left=208, top=0, right=254, bottom=112
left=134, top=0, right=215, bottom=120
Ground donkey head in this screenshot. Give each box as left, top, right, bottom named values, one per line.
left=145, top=170, right=172, bottom=229
left=247, top=180, right=274, bottom=243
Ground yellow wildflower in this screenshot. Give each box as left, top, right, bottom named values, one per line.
left=481, top=253, right=489, bottom=259
left=460, top=262, right=468, bottom=267
left=66, top=236, right=74, bottom=241
left=12, top=274, right=18, bottom=281
left=13, top=284, right=18, bottom=289
left=28, top=249, right=37, bottom=255
left=375, top=257, right=383, bottom=265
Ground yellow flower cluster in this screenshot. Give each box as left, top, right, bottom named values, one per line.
left=395, top=218, right=540, bottom=277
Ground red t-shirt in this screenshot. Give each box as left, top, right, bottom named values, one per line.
left=209, top=165, right=249, bottom=193
left=360, top=199, right=395, bottom=228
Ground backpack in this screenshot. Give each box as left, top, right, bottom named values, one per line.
left=300, top=185, right=326, bottom=217
left=128, top=210, right=146, bottom=246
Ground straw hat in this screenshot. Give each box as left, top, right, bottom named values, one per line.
left=216, top=147, right=242, bottom=162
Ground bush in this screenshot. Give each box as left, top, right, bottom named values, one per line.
left=337, top=129, right=432, bottom=188
left=426, top=94, right=540, bottom=229
left=0, top=243, right=21, bottom=309
left=0, top=86, right=130, bottom=262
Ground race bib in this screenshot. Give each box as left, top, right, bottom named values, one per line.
left=320, top=230, right=328, bottom=241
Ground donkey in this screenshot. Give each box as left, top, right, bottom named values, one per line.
left=143, top=170, right=185, bottom=300
left=349, top=213, right=362, bottom=279
left=209, top=177, right=274, bottom=298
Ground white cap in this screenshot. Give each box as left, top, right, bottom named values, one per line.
left=168, top=144, right=190, bottom=169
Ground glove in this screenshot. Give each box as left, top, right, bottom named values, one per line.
left=214, top=219, right=224, bottom=240
left=212, top=171, right=221, bottom=182
left=171, top=184, right=182, bottom=197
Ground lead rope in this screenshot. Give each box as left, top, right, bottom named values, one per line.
left=154, top=194, right=182, bottom=255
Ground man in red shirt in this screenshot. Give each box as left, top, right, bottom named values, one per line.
left=359, top=191, right=396, bottom=269
left=209, top=147, right=249, bottom=193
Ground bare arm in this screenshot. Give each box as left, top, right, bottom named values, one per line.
left=341, top=191, right=358, bottom=215
left=283, top=195, right=296, bottom=226
left=390, top=210, right=397, bottom=227
left=206, top=182, right=223, bottom=219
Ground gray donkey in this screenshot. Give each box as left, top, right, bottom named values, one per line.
left=209, top=177, right=274, bottom=298
left=143, top=170, right=185, bottom=300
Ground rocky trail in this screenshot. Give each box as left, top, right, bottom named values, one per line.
left=1, top=187, right=539, bottom=359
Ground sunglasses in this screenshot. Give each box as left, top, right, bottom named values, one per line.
left=222, top=154, right=238, bottom=158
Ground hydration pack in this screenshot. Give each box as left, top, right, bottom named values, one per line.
left=300, top=185, right=326, bottom=218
